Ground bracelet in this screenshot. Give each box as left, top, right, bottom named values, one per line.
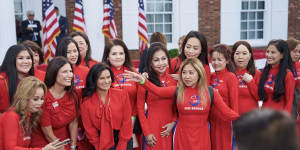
left=140, top=78, right=146, bottom=85
left=131, top=116, right=136, bottom=122
left=70, top=145, right=78, bottom=149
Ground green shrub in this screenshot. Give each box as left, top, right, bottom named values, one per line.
left=168, top=48, right=179, bottom=58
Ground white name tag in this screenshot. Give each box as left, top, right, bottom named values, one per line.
left=28, top=24, right=37, bottom=28
left=52, top=101, right=59, bottom=108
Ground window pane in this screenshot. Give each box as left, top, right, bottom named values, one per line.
left=241, top=32, right=247, bottom=39
left=241, top=12, right=248, bottom=20
left=155, top=2, right=164, bottom=11
left=257, top=11, right=264, bottom=20
left=249, top=21, right=255, bottom=29
left=147, top=3, right=155, bottom=12
left=257, top=21, right=263, bottom=29
left=165, top=24, right=172, bottom=33
left=166, top=34, right=172, bottom=43
left=258, top=1, right=265, bottom=9
left=164, top=14, right=172, bottom=22
left=147, top=24, right=154, bottom=33
left=249, top=12, right=256, bottom=20
left=249, top=31, right=255, bottom=39
left=257, top=31, right=263, bottom=39
left=242, top=1, right=248, bottom=10
left=250, top=1, right=257, bottom=9
left=146, top=14, right=154, bottom=23
left=241, top=22, right=248, bottom=30
left=155, top=14, right=163, bottom=23
left=155, top=24, right=163, bottom=32
left=165, top=3, right=172, bottom=12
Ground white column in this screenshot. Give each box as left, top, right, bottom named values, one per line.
left=83, top=0, right=105, bottom=61
left=0, top=0, right=17, bottom=63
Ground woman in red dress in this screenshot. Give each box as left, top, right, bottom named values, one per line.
left=169, top=31, right=211, bottom=83
left=70, top=32, right=98, bottom=68
left=232, top=41, right=261, bottom=115
left=81, top=63, right=133, bottom=150
left=0, top=44, right=34, bottom=114
left=258, top=40, right=295, bottom=113
left=136, top=43, right=177, bottom=150
left=124, top=58, right=239, bottom=150
left=209, top=44, right=239, bottom=150
left=102, top=39, right=138, bottom=124
left=30, top=57, right=79, bottom=150
left=0, top=76, right=62, bottom=150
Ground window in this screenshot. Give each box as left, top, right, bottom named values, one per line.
left=240, top=0, right=265, bottom=40
left=14, top=0, right=23, bottom=42
left=146, top=0, right=173, bottom=43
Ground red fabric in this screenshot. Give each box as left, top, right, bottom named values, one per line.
left=262, top=65, right=295, bottom=113
left=73, top=65, right=89, bottom=97
left=137, top=72, right=177, bottom=150
left=30, top=92, right=77, bottom=149
left=236, top=69, right=261, bottom=115
left=210, top=69, right=239, bottom=150
left=80, top=88, right=132, bottom=150
left=139, top=80, right=239, bottom=150
left=293, top=62, right=300, bottom=89
left=0, top=72, right=9, bottom=113
left=34, top=69, right=45, bottom=82
left=0, top=109, right=42, bottom=150
left=169, top=58, right=211, bottom=84
left=36, top=64, right=48, bottom=72
left=80, top=58, right=99, bottom=68
left=111, top=65, right=138, bottom=116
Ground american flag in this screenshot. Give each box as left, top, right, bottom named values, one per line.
left=102, top=0, right=118, bottom=39
left=73, top=0, right=87, bottom=33
left=42, top=0, right=60, bottom=62
left=138, top=0, right=148, bottom=54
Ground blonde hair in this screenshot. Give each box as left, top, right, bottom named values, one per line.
left=12, top=76, right=47, bottom=133
left=177, top=58, right=209, bottom=108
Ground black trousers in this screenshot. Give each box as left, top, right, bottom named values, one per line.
left=92, top=130, right=133, bottom=150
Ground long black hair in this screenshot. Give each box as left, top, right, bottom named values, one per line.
left=56, top=36, right=81, bottom=66
left=82, top=63, right=114, bottom=98
left=102, top=39, right=133, bottom=71
left=258, top=40, right=294, bottom=101
left=69, top=31, right=93, bottom=67
left=44, top=56, right=79, bottom=115
left=231, top=41, right=256, bottom=76
left=145, top=42, right=170, bottom=86
left=179, top=31, right=209, bottom=65
left=0, top=44, right=34, bottom=103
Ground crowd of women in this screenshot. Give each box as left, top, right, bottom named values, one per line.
left=0, top=30, right=300, bottom=150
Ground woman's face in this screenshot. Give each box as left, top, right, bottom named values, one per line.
left=31, top=50, right=40, bottom=67
left=234, top=45, right=251, bottom=70
left=266, top=45, right=283, bottom=67
left=290, top=44, right=300, bottom=62
left=73, top=35, right=88, bottom=59
left=181, top=64, right=199, bottom=87
left=97, top=69, right=112, bottom=91
left=66, top=42, right=79, bottom=65
left=55, top=63, right=73, bottom=87
left=27, top=87, right=44, bottom=113
left=151, top=50, right=168, bottom=75
left=16, top=50, right=32, bottom=75
left=108, top=45, right=125, bottom=68
left=184, top=37, right=202, bottom=59
left=211, top=51, right=228, bottom=72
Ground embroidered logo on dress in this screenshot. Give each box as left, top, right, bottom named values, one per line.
left=237, top=75, right=245, bottom=85
left=211, top=78, right=220, bottom=87
left=188, top=95, right=200, bottom=106
left=161, top=80, right=168, bottom=87
left=266, top=74, right=274, bottom=85
left=74, top=74, right=80, bottom=86
left=116, top=74, right=126, bottom=84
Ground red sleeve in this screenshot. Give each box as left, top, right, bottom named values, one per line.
left=116, top=92, right=133, bottom=150
left=227, top=74, right=239, bottom=113
left=211, top=90, right=239, bottom=120
left=247, top=70, right=261, bottom=101
left=141, top=80, right=176, bottom=98
left=39, top=100, right=51, bottom=127
left=136, top=85, right=151, bottom=136
left=204, top=65, right=211, bottom=85
left=80, top=100, right=100, bottom=148
left=0, top=78, right=10, bottom=113
left=169, top=58, right=180, bottom=74
left=284, top=72, right=295, bottom=113
left=1, top=112, right=42, bottom=150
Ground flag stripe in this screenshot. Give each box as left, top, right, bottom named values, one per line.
left=73, top=0, right=87, bottom=33
left=138, top=0, right=148, bottom=54
left=102, top=0, right=118, bottom=39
